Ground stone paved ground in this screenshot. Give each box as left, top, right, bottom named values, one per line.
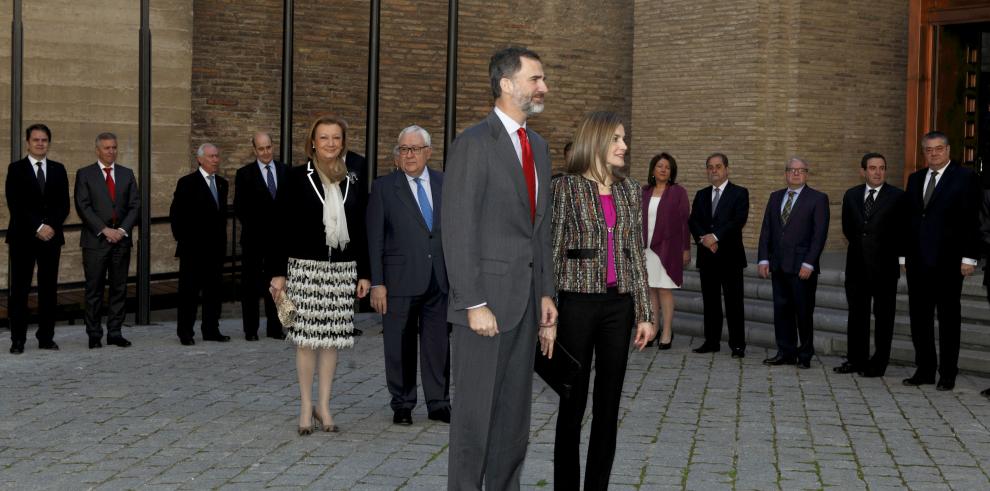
left=3, top=312, right=990, bottom=490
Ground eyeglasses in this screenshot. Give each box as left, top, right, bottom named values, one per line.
left=398, top=146, right=429, bottom=156
left=923, top=145, right=946, bottom=154
left=784, top=168, right=809, bottom=175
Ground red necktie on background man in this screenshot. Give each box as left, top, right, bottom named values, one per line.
left=516, top=128, right=536, bottom=223
left=104, top=167, right=118, bottom=224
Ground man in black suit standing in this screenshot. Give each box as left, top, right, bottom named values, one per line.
left=367, top=125, right=450, bottom=426
left=688, top=152, right=749, bottom=358
left=835, top=153, right=904, bottom=377
left=5, top=123, right=70, bottom=354
left=757, top=157, right=829, bottom=369
left=903, top=131, right=981, bottom=391
left=234, top=132, right=287, bottom=341
left=169, top=143, right=231, bottom=345
left=75, top=132, right=141, bottom=349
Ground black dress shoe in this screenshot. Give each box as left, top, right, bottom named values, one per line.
left=393, top=408, right=413, bottom=425
left=89, top=338, right=103, bottom=349
left=245, top=334, right=260, bottom=341
left=353, top=328, right=364, bottom=337
left=428, top=407, right=451, bottom=424
left=38, top=341, right=59, bottom=350
left=203, top=334, right=231, bottom=342
left=658, top=333, right=673, bottom=350
left=833, top=362, right=859, bottom=374
left=267, top=332, right=286, bottom=340
left=10, top=343, right=24, bottom=354
left=936, top=377, right=955, bottom=391
left=731, top=348, right=745, bottom=359
left=797, top=359, right=811, bottom=369
left=692, top=344, right=720, bottom=354
left=980, top=387, right=990, bottom=398
left=858, top=366, right=886, bottom=378
left=902, top=374, right=935, bottom=386
left=180, top=338, right=196, bottom=346
left=763, top=355, right=796, bottom=366
left=106, top=336, right=131, bottom=347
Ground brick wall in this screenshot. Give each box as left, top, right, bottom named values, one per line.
left=632, top=0, right=908, bottom=250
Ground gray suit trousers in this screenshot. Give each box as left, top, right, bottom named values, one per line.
left=448, top=295, right=537, bottom=491
left=83, top=243, right=131, bottom=339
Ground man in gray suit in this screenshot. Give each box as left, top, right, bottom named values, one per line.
left=442, top=46, right=558, bottom=490
left=367, top=125, right=450, bottom=426
left=75, top=132, right=140, bottom=349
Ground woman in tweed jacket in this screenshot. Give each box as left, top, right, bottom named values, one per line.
left=549, top=111, right=655, bottom=490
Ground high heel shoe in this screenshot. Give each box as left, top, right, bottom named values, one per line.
left=313, top=408, right=340, bottom=433
left=658, top=333, right=673, bottom=350
left=298, top=407, right=316, bottom=436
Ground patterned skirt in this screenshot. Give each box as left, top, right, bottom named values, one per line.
left=285, top=258, right=357, bottom=349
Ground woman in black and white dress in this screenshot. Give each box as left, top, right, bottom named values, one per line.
left=270, top=114, right=370, bottom=435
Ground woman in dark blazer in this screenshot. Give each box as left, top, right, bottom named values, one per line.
left=269, top=114, right=370, bottom=435
left=550, top=111, right=655, bottom=490
left=642, top=153, right=691, bottom=349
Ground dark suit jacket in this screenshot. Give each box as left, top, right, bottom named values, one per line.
left=169, top=168, right=229, bottom=259
left=641, top=183, right=691, bottom=285
left=75, top=163, right=140, bottom=249
left=904, top=163, right=981, bottom=269
left=270, top=156, right=370, bottom=279
left=442, top=110, right=554, bottom=330
left=757, top=185, right=830, bottom=274
left=5, top=157, right=70, bottom=246
left=367, top=168, right=448, bottom=297
left=234, top=159, right=288, bottom=251
left=688, top=181, right=749, bottom=270
left=841, top=183, right=905, bottom=279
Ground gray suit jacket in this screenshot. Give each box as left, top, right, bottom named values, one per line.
left=442, top=110, right=554, bottom=331
left=75, top=162, right=140, bottom=249
left=367, top=168, right=448, bottom=296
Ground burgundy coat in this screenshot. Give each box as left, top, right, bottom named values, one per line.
left=642, top=183, right=691, bottom=286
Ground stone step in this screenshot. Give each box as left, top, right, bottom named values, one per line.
left=669, top=310, right=990, bottom=375
left=672, top=290, right=990, bottom=349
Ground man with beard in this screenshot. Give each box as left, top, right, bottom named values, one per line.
left=442, top=46, right=558, bottom=490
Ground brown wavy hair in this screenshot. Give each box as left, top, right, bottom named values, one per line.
left=565, top=111, right=626, bottom=185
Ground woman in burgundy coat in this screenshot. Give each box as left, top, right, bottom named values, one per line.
left=642, top=153, right=691, bottom=349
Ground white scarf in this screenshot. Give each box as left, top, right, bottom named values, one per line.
left=315, top=165, right=350, bottom=252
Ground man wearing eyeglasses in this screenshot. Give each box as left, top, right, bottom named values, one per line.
left=902, top=131, right=981, bottom=391
left=366, top=125, right=450, bottom=426
left=757, top=157, right=830, bottom=369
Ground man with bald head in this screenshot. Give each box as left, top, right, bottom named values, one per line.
left=169, top=143, right=231, bottom=345
left=234, top=132, right=288, bottom=341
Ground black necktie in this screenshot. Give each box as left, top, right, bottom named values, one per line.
left=864, top=189, right=876, bottom=217
left=36, top=162, right=46, bottom=194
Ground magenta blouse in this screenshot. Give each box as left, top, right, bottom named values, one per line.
left=600, top=194, right=618, bottom=287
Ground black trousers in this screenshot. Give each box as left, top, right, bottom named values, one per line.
left=382, top=273, right=450, bottom=411
left=554, top=288, right=634, bottom=491
left=82, top=243, right=131, bottom=340
left=844, top=272, right=897, bottom=371
left=770, top=271, right=818, bottom=362
left=699, top=265, right=746, bottom=350
left=8, top=240, right=61, bottom=345
left=907, top=264, right=963, bottom=379
left=239, top=247, right=281, bottom=337
left=177, top=254, right=223, bottom=341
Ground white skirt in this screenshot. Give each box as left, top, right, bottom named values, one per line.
left=645, top=248, right=679, bottom=289
left=285, top=257, right=357, bottom=349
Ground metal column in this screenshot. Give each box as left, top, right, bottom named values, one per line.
left=280, top=0, right=293, bottom=166
left=443, top=0, right=458, bottom=168
left=136, top=0, right=152, bottom=324
left=365, top=0, right=381, bottom=188
left=10, top=0, right=22, bottom=162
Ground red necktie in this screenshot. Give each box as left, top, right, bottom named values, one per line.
left=104, top=167, right=118, bottom=223
left=517, top=128, right=536, bottom=223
